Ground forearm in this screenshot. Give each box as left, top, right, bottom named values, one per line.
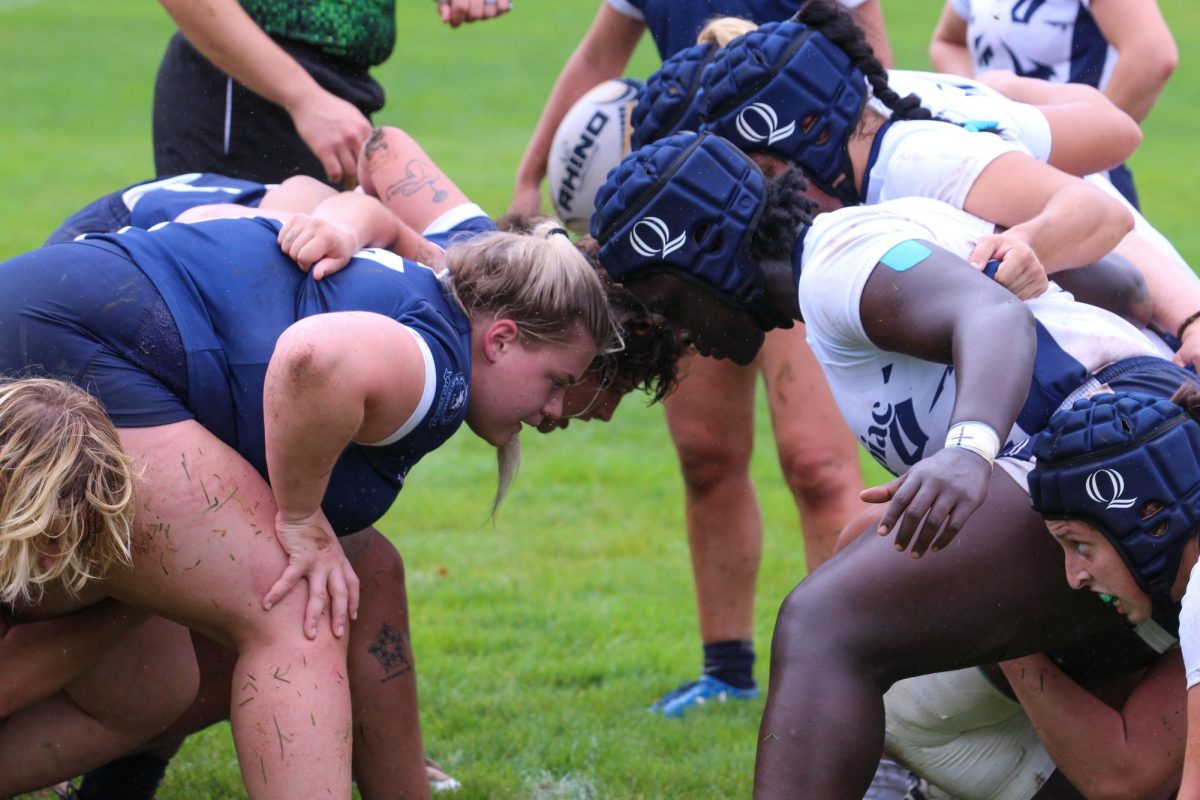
left=849, top=0, right=893, bottom=68
left=1001, top=655, right=1178, bottom=799
left=1093, top=0, right=1177, bottom=124
left=0, top=600, right=149, bottom=717
left=1111, top=227, right=1200, bottom=338
left=309, top=192, right=403, bottom=251
left=1009, top=184, right=1132, bottom=272
left=514, top=6, right=641, bottom=195
left=159, top=0, right=321, bottom=112
left=928, top=4, right=973, bottom=76
left=949, top=302, right=1034, bottom=434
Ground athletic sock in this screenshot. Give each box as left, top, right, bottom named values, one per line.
left=702, top=639, right=756, bottom=690
left=77, top=753, right=170, bottom=800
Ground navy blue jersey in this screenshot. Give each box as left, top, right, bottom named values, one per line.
left=19, top=217, right=471, bottom=534
left=46, top=173, right=270, bottom=245
left=607, top=0, right=804, bottom=59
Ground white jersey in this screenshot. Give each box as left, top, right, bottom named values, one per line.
left=883, top=70, right=1053, bottom=162
left=798, top=198, right=1161, bottom=477
left=861, top=118, right=1023, bottom=209
left=1182, top=560, right=1200, bottom=689
left=948, top=0, right=1117, bottom=90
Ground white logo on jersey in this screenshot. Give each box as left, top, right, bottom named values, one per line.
left=735, top=103, right=796, bottom=146
left=1085, top=469, right=1137, bottom=510
left=630, top=217, right=686, bottom=259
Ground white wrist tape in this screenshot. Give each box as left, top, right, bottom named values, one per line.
left=944, top=421, right=1001, bottom=466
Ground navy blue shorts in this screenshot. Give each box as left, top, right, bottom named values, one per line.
left=0, top=242, right=191, bottom=427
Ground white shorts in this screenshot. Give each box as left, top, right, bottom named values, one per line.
left=884, top=667, right=1055, bottom=800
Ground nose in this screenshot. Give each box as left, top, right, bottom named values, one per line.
left=543, top=389, right=566, bottom=420
left=1063, top=553, right=1089, bottom=591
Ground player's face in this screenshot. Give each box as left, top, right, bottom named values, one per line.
left=466, top=321, right=597, bottom=446
left=1047, top=518, right=1151, bottom=623
left=536, top=373, right=634, bottom=432
left=626, top=272, right=764, bottom=366
left=749, top=153, right=844, bottom=214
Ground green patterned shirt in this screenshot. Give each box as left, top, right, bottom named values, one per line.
left=240, top=0, right=396, bottom=66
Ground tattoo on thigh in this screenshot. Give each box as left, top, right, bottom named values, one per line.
left=367, top=622, right=414, bottom=682
left=384, top=159, right=449, bottom=203
left=363, top=127, right=389, bottom=158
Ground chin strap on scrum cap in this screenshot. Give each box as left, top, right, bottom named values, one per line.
left=590, top=131, right=792, bottom=332
left=1029, top=391, right=1200, bottom=636
left=700, top=20, right=867, bottom=206
left=631, top=42, right=719, bottom=150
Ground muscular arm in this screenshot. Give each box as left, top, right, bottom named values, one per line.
left=929, top=1, right=973, bottom=77
left=264, top=312, right=427, bottom=523
left=859, top=244, right=1035, bottom=553
left=158, top=0, right=372, bottom=186
left=511, top=4, right=644, bottom=214
left=1000, top=652, right=1186, bottom=800
left=964, top=152, right=1133, bottom=271
left=1091, top=0, right=1177, bottom=123
left=979, top=72, right=1142, bottom=176
left=1182, top=688, right=1200, bottom=800
left=0, top=601, right=149, bottom=718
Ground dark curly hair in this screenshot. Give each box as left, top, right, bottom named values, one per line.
left=749, top=167, right=819, bottom=263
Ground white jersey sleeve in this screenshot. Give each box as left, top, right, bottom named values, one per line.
left=885, top=71, right=1053, bottom=162
left=865, top=120, right=1023, bottom=208
left=1182, top=560, right=1200, bottom=689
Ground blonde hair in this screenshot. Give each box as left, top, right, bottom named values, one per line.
left=0, top=379, right=135, bottom=604
left=444, top=220, right=617, bottom=513
left=698, top=16, right=758, bottom=46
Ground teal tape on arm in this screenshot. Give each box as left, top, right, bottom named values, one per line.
left=879, top=240, right=933, bottom=272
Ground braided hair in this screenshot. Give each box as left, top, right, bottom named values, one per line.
left=795, top=0, right=933, bottom=123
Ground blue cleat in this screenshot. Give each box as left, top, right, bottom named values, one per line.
left=649, top=675, right=759, bottom=718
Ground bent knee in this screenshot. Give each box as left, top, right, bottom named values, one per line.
left=776, top=444, right=861, bottom=504
left=673, top=438, right=753, bottom=496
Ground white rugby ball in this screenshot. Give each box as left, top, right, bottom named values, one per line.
left=548, top=77, right=642, bottom=233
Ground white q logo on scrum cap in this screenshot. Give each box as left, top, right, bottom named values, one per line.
left=735, top=103, right=796, bottom=146
left=1085, top=469, right=1137, bottom=510
left=630, top=217, right=686, bottom=259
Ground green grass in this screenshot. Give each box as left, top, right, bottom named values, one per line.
left=2, top=1, right=1199, bottom=797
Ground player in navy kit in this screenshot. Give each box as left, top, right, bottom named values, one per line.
left=0, top=202, right=613, bottom=799
left=591, top=130, right=1200, bottom=798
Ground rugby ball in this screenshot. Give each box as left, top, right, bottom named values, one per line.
left=548, top=77, right=642, bottom=233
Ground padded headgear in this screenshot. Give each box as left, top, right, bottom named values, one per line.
left=591, top=131, right=792, bottom=333
left=700, top=20, right=868, bottom=205
left=631, top=42, right=718, bottom=150
left=1029, top=391, right=1200, bottom=633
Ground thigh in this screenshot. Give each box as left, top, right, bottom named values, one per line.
left=783, top=472, right=1113, bottom=678
left=759, top=323, right=862, bottom=470
left=663, top=352, right=759, bottom=466
left=103, top=421, right=302, bottom=649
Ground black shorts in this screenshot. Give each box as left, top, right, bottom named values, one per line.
left=152, top=33, right=385, bottom=184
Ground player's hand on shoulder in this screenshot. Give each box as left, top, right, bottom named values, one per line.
left=278, top=214, right=357, bottom=280
left=969, top=232, right=1048, bottom=300
left=288, top=88, right=372, bottom=190
left=862, top=446, right=992, bottom=558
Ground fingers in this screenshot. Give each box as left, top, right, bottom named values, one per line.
left=345, top=562, right=361, bottom=623
left=860, top=478, right=900, bottom=505
left=874, top=476, right=915, bottom=535
left=329, top=568, right=348, bottom=638
left=304, top=576, right=330, bottom=640
left=263, top=563, right=304, bottom=612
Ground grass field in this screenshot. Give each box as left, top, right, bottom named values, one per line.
left=2, top=1, right=1199, bottom=797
